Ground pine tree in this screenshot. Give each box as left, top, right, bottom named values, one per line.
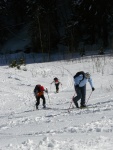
left=71, top=0, right=113, bottom=48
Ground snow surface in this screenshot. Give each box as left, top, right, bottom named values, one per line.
left=0, top=55, right=113, bottom=150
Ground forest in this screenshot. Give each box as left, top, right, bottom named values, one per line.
left=0, top=0, right=113, bottom=55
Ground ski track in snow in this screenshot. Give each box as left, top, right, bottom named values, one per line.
left=0, top=100, right=113, bottom=134
left=0, top=58, right=113, bottom=150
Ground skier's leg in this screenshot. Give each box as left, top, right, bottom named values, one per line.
left=36, top=96, right=40, bottom=109
left=41, top=95, right=46, bottom=108
left=73, top=86, right=82, bottom=108
left=55, top=84, right=59, bottom=92
left=57, top=83, right=59, bottom=92
left=80, top=85, right=86, bottom=107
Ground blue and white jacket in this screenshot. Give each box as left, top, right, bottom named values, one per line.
left=74, top=74, right=94, bottom=88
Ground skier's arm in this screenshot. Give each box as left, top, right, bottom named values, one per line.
left=51, top=81, right=54, bottom=84
left=88, top=78, right=95, bottom=91
left=34, top=86, right=38, bottom=96
left=44, top=88, right=48, bottom=93
left=34, top=86, right=37, bottom=93
left=59, top=82, right=62, bottom=85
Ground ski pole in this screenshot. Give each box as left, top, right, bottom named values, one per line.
left=50, top=84, right=51, bottom=92
left=61, top=84, right=63, bottom=91
left=68, top=94, right=75, bottom=112
left=68, top=99, right=73, bottom=113
left=47, top=92, right=50, bottom=103
left=86, top=91, right=93, bottom=104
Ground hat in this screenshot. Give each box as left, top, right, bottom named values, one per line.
left=85, top=72, right=90, bottom=78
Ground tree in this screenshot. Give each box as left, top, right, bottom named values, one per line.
left=9, top=0, right=28, bottom=27
left=28, top=0, right=60, bottom=53
left=71, top=0, right=113, bottom=48
left=0, top=0, right=10, bottom=46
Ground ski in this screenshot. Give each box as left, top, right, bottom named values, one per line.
left=68, top=106, right=91, bottom=113
left=36, top=107, right=52, bottom=110
left=54, top=91, right=59, bottom=94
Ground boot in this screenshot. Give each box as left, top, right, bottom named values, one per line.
left=36, top=105, right=38, bottom=110
left=73, top=97, right=79, bottom=108
left=74, top=102, right=79, bottom=108
left=80, top=104, right=87, bottom=109
left=43, top=105, right=46, bottom=109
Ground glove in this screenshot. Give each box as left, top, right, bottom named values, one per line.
left=45, top=88, right=48, bottom=93
left=75, top=85, right=79, bottom=88
left=92, top=87, right=95, bottom=91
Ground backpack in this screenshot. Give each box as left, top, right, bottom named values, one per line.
left=36, top=84, right=41, bottom=92
left=34, top=85, right=44, bottom=96
left=74, top=71, right=85, bottom=84
left=34, top=84, right=41, bottom=93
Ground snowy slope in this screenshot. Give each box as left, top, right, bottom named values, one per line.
left=0, top=55, right=113, bottom=150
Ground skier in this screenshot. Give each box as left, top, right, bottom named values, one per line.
left=51, top=77, right=62, bottom=93
left=34, top=84, right=48, bottom=109
left=73, top=71, right=95, bottom=108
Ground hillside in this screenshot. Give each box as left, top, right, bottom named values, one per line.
left=0, top=54, right=113, bottom=149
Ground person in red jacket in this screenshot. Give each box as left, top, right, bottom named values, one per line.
left=51, top=77, right=62, bottom=93
left=34, top=84, right=48, bottom=109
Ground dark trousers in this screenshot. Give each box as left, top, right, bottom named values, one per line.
left=55, top=83, right=59, bottom=92
left=73, top=85, right=86, bottom=106
left=36, top=95, right=46, bottom=107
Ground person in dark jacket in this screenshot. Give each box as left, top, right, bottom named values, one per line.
left=51, top=77, right=62, bottom=93
left=34, top=84, right=48, bottom=109
left=73, top=72, right=95, bottom=108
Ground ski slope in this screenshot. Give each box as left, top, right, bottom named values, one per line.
left=0, top=55, right=113, bottom=150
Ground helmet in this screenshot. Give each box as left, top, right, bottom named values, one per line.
left=85, top=72, right=90, bottom=78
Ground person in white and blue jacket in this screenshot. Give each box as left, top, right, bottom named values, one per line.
left=73, top=72, right=95, bottom=108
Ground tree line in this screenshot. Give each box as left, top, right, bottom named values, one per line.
left=0, top=0, right=113, bottom=54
